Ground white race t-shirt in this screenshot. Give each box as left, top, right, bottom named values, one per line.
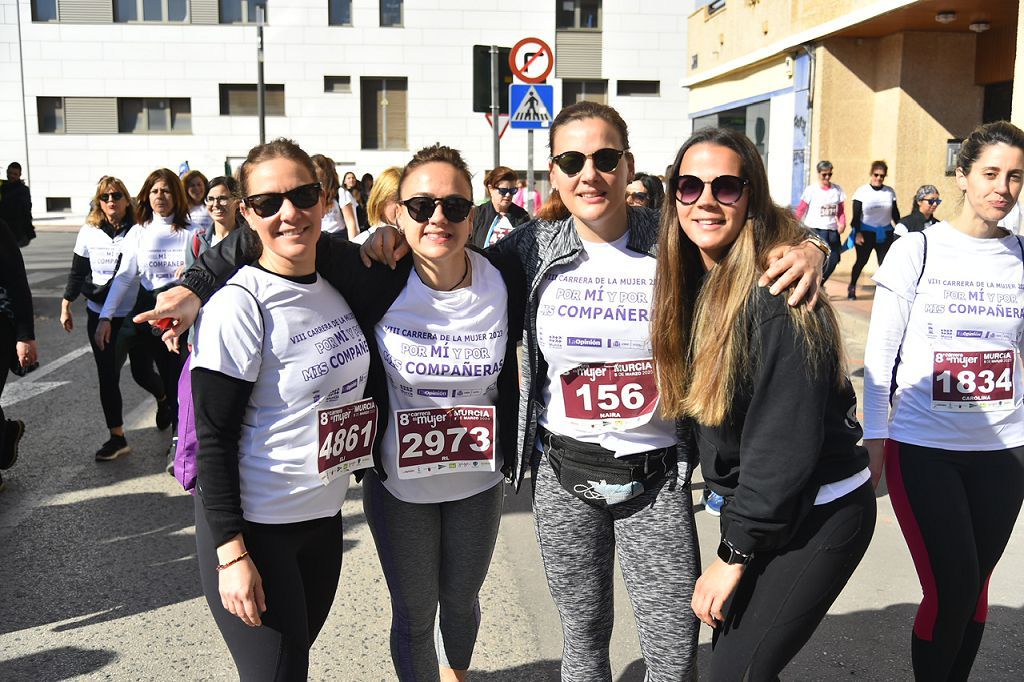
left=536, top=233, right=677, bottom=455
left=375, top=250, right=507, bottom=503
left=853, top=184, right=897, bottom=227
left=193, top=266, right=371, bottom=524
left=321, top=189, right=355, bottom=235
left=100, top=215, right=194, bottom=319
left=188, top=204, right=214, bottom=233
left=799, top=183, right=845, bottom=231
left=72, top=223, right=134, bottom=316
left=867, top=222, right=1024, bottom=450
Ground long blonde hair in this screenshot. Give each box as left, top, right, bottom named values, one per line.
left=651, top=127, right=844, bottom=426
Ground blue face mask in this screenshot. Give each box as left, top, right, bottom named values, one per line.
left=573, top=479, right=645, bottom=506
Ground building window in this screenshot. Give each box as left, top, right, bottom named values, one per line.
left=693, top=100, right=770, bottom=161
left=617, top=80, right=659, bottom=97
left=116, top=0, right=188, bottom=22
left=324, top=76, right=352, bottom=93
left=219, top=84, right=286, bottom=116
left=46, top=197, right=72, bottom=213
left=562, top=79, right=607, bottom=107
left=380, top=0, right=402, bottom=27
left=556, top=0, right=600, bottom=30
left=361, top=77, right=407, bottom=150
left=37, top=97, right=65, bottom=134
left=329, top=0, right=352, bottom=25
left=220, top=0, right=263, bottom=24
left=31, top=0, right=58, bottom=22
left=118, top=98, right=192, bottom=134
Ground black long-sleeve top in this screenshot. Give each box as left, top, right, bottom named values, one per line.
left=62, top=220, right=133, bottom=304
left=188, top=227, right=525, bottom=546
left=693, top=286, right=868, bottom=556
left=0, top=218, right=35, bottom=341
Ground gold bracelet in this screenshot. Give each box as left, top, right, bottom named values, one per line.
left=804, top=235, right=831, bottom=262
left=216, top=550, right=250, bottom=572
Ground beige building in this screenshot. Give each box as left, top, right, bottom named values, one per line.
left=684, top=0, right=1017, bottom=211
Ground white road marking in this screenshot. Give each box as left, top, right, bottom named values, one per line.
left=1, top=345, right=90, bottom=407
left=21, top=344, right=92, bottom=382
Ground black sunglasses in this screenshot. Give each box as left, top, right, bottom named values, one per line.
left=550, top=148, right=625, bottom=176
left=99, top=192, right=124, bottom=202
left=494, top=186, right=517, bottom=197
left=675, top=175, right=749, bottom=206
left=401, top=195, right=474, bottom=223
left=626, top=191, right=649, bottom=202
left=244, top=182, right=322, bottom=218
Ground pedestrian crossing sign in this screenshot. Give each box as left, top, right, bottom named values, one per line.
left=509, top=84, right=554, bottom=129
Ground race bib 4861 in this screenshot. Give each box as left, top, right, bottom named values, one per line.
left=317, top=398, right=377, bottom=484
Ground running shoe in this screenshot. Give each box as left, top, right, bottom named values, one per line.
left=701, top=489, right=725, bottom=517
left=155, top=399, right=174, bottom=430
left=1, top=419, right=25, bottom=470
left=165, top=436, right=178, bottom=476
left=95, top=434, right=130, bottom=462
left=847, top=286, right=857, bottom=301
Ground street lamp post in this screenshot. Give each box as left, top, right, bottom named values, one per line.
left=256, top=1, right=266, bottom=144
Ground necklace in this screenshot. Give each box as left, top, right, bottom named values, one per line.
left=448, top=253, right=471, bottom=291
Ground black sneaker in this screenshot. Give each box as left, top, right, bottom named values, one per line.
left=95, top=434, right=130, bottom=462
left=155, top=399, right=174, bottom=430
left=1, top=419, right=25, bottom=470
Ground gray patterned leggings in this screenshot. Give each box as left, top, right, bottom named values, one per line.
left=532, top=450, right=700, bottom=681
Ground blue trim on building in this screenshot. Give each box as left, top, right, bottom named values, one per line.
left=689, top=86, right=794, bottom=120
left=791, top=51, right=811, bottom=207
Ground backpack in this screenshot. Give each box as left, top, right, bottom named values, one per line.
left=173, top=282, right=264, bottom=493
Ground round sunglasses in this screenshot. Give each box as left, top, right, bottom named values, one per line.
left=675, top=175, right=749, bottom=206
left=99, top=191, right=124, bottom=202
left=244, top=182, right=322, bottom=218
left=550, top=148, right=625, bottom=176
left=401, top=195, right=474, bottom=223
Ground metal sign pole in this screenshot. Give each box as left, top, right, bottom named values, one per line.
left=256, top=2, right=266, bottom=144
left=527, top=129, right=535, bottom=214
left=490, top=45, right=500, bottom=167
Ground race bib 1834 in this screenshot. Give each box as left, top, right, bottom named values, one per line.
left=317, top=398, right=377, bottom=484
left=395, top=405, right=496, bottom=479
left=931, top=350, right=1015, bottom=412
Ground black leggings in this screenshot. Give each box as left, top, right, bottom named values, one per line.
left=86, top=310, right=164, bottom=429
left=194, top=495, right=345, bottom=681
left=708, top=482, right=876, bottom=681
left=849, top=229, right=893, bottom=289
left=0, top=317, right=12, bottom=442
left=132, top=317, right=184, bottom=420
left=885, top=441, right=1024, bottom=681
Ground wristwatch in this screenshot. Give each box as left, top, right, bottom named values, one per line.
left=804, top=233, right=831, bottom=264
left=717, top=539, right=753, bottom=566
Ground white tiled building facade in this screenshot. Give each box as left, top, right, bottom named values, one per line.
left=1, top=0, right=691, bottom=215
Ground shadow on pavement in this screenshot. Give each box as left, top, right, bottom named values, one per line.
left=1, top=491, right=197, bottom=636
left=0, top=646, right=116, bottom=680
left=474, top=659, right=562, bottom=680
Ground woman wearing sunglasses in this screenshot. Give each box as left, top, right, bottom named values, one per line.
left=138, top=145, right=524, bottom=681
left=652, top=127, right=875, bottom=680
left=470, top=165, right=530, bottom=247
left=624, top=172, right=664, bottom=210
left=60, top=177, right=166, bottom=461
left=189, top=139, right=378, bottom=679
left=95, top=169, right=194, bottom=450
left=848, top=161, right=900, bottom=299
left=795, top=160, right=846, bottom=281
left=894, top=185, right=941, bottom=237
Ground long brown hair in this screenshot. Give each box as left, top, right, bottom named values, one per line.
left=86, top=176, right=135, bottom=227
left=651, top=127, right=844, bottom=425
left=135, top=168, right=189, bottom=229
left=310, top=154, right=341, bottom=210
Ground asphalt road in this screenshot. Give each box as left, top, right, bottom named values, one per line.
left=1, top=232, right=1021, bottom=680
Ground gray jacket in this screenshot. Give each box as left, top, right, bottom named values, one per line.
left=491, top=206, right=694, bottom=491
